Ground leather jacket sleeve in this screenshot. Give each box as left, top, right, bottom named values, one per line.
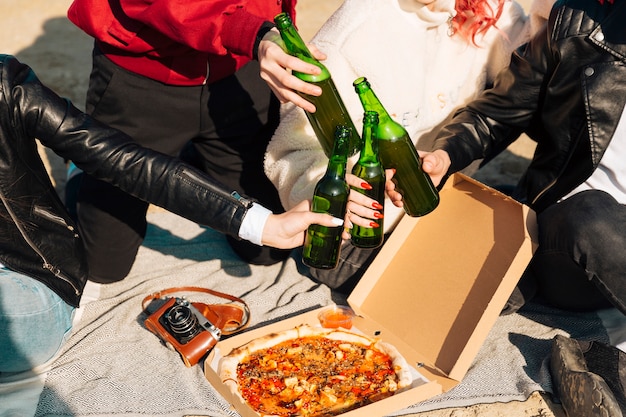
left=431, top=0, right=625, bottom=212
left=432, top=26, right=551, bottom=176
left=9, top=57, right=251, bottom=239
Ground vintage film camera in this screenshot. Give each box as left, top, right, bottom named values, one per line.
left=143, top=287, right=249, bottom=367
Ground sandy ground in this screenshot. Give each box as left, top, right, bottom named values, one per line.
left=0, top=0, right=564, bottom=416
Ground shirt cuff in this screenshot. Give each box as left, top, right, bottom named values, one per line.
left=238, top=203, right=272, bottom=246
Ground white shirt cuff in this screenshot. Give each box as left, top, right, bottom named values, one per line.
left=238, top=203, right=272, bottom=246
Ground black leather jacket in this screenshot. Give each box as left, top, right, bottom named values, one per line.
left=0, top=55, right=253, bottom=307
left=434, top=0, right=626, bottom=213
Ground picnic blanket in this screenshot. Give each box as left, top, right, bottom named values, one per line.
left=1, top=209, right=625, bottom=417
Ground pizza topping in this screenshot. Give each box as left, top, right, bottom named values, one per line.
left=234, top=334, right=402, bottom=416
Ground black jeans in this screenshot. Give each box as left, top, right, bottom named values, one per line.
left=511, top=190, right=626, bottom=314
left=76, top=47, right=289, bottom=283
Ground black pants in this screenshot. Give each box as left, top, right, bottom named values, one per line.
left=305, top=234, right=390, bottom=295
left=508, top=190, right=625, bottom=314
left=76, top=47, right=289, bottom=283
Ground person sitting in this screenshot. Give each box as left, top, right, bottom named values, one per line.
left=0, top=54, right=343, bottom=374
left=265, top=0, right=530, bottom=293
left=405, top=0, right=626, bottom=414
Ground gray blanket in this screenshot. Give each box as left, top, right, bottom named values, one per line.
left=1, top=210, right=623, bottom=417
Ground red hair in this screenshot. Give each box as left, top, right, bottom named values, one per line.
left=452, top=0, right=506, bottom=45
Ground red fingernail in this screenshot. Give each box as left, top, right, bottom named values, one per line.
left=361, top=182, right=373, bottom=190
left=370, top=222, right=380, bottom=228
left=372, top=202, right=383, bottom=210
left=374, top=212, right=384, bottom=219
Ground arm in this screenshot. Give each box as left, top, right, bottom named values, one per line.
left=124, top=0, right=326, bottom=111
left=432, top=24, right=552, bottom=179
left=257, top=29, right=324, bottom=113
left=68, top=0, right=323, bottom=110
left=131, top=0, right=325, bottom=112
left=116, top=0, right=257, bottom=56
left=8, top=56, right=337, bottom=249
left=265, top=1, right=367, bottom=210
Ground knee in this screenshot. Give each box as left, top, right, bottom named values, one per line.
left=545, top=190, right=619, bottom=240
left=0, top=304, right=73, bottom=373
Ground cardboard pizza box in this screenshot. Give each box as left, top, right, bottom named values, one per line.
left=204, top=173, right=537, bottom=416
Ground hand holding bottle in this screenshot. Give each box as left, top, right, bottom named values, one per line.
left=274, top=13, right=360, bottom=157
left=353, top=77, right=439, bottom=216
left=257, top=28, right=326, bottom=113
left=302, top=126, right=352, bottom=269
left=341, top=173, right=386, bottom=241
left=386, top=150, right=451, bottom=208
left=262, top=200, right=344, bottom=249
left=421, top=150, right=452, bottom=186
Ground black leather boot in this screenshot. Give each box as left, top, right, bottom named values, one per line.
left=578, top=338, right=626, bottom=413
left=550, top=334, right=624, bottom=416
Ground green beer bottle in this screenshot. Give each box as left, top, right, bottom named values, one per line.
left=351, top=111, right=385, bottom=248
left=353, top=77, right=439, bottom=217
left=273, top=12, right=360, bottom=157
left=302, top=126, right=351, bottom=269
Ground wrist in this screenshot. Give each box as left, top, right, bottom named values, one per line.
left=253, top=22, right=277, bottom=60
left=239, top=203, right=272, bottom=246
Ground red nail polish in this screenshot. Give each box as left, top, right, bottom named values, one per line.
left=361, top=182, right=373, bottom=190
left=374, top=212, right=384, bottom=219
left=370, top=222, right=380, bottom=228
left=372, top=202, right=383, bottom=210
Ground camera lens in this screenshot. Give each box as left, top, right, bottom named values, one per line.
left=165, top=304, right=201, bottom=343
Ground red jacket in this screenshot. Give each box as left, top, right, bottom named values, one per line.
left=67, top=0, right=297, bottom=85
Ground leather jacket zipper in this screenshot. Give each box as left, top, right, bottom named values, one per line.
left=33, top=205, right=76, bottom=230
left=179, top=168, right=248, bottom=206
left=1, top=199, right=80, bottom=296
left=530, top=178, right=557, bottom=206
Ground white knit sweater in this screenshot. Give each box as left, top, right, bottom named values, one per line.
left=265, top=0, right=529, bottom=232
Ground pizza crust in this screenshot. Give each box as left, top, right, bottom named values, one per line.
left=218, top=324, right=413, bottom=415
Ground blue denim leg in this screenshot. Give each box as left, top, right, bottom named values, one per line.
left=0, top=269, right=75, bottom=373
left=533, top=190, right=626, bottom=313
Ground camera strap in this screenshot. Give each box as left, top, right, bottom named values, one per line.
left=142, top=286, right=250, bottom=335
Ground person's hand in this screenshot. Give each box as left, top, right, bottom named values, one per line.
left=421, top=149, right=451, bottom=186
left=261, top=200, right=344, bottom=248
left=385, top=150, right=450, bottom=206
left=341, top=173, right=383, bottom=239
left=384, top=168, right=403, bottom=209
left=257, top=29, right=326, bottom=113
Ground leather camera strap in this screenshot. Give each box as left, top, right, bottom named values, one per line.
left=142, top=286, right=250, bottom=335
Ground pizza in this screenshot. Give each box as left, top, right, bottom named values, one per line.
left=218, top=324, right=412, bottom=417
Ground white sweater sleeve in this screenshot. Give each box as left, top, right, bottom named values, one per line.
left=264, top=104, right=330, bottom=210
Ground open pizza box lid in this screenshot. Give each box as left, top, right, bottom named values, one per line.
left=204, top=173, right=537, bottom=416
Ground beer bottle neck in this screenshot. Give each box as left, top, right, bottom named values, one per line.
left=355, top=88, right=392, bottom=125
left=359, top=127, right=378, bottom=164
left=326, top=158, right=347, bottom=180
left=274, top=13, right=314, bottom=61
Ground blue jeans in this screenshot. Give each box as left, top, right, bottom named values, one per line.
left=0, top=269, right=75, bottom=373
